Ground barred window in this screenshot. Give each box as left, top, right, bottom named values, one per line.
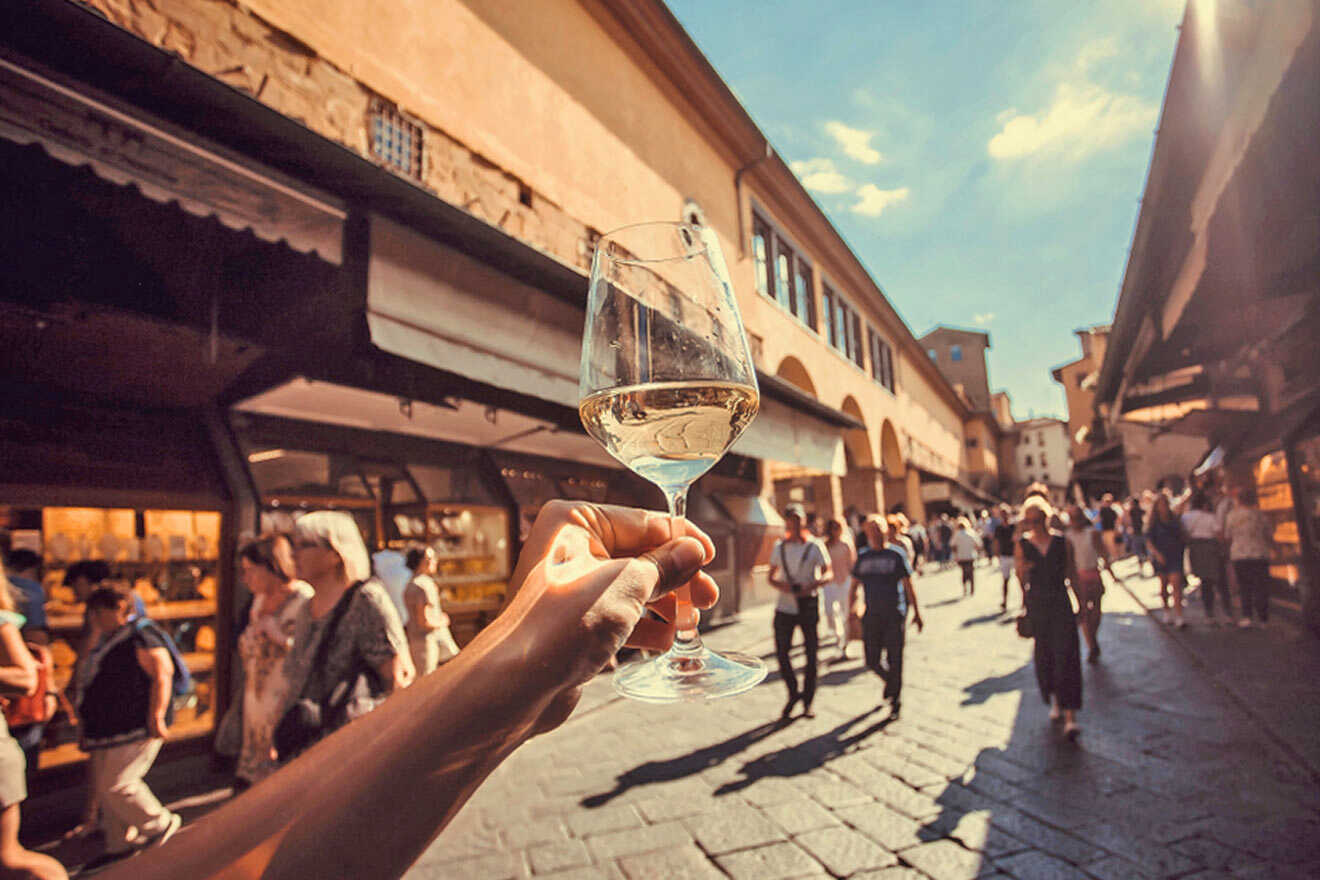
left=368, top=99, right=424, bottom=180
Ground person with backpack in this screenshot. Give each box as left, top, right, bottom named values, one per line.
left=768, top=505, right=831, bottom=720
left=73, top=588, right=182, bottom=869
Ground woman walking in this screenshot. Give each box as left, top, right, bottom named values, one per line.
left=1146, top=493, right=1187, bottom=628
left=768, top=505, right=831, bottom=719
left=0, top=570, right=68, bottom=879
left=1064, top=506, right=1110, bottom=663
left=951, top=518, right=980, bottom=597
left=1225, top=488, right=1273, bottom=627
left=232, top=534, right=313, bottom=787
left=1015, top=497, right=1082, bottom=740
left=821, top=519, right=857, bottom=663
left=278, top=512, right=413, bottom=760
left=403, top=546, right=460, bottom=677
left=1182, top=491, right=1230, bottom=625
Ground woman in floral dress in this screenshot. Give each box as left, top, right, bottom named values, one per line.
left=236, top=534, right=313, bottom=785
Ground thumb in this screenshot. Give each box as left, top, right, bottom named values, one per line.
left=642, top=536, right=708, bottom=601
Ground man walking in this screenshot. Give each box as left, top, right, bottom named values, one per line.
left=768, top=505, right=832, bottom=720
left=851, top=516, right=922, bottom=717
left=994, top=505, right=1017, bottom=612
left=74, top=588, right=182, bottom=868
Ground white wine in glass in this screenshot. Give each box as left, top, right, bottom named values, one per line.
left=580, top=221, right=767, bottom=702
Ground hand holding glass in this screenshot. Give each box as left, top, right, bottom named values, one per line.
left=579, top=221, right=767, bottom=701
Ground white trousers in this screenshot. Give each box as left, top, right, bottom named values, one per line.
left=89, top=737, right=174, bottom=852
left=821, top=582, right=852, bottom=647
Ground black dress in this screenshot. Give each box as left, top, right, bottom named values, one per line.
left=1021, top=534, right=1082, bottom=710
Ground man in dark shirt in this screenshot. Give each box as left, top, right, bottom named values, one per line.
left=75, top=588, right=181, bottom=864
left=851, top=516, right=922, bottom=716
left=993, top=505, right=1018, bottom=612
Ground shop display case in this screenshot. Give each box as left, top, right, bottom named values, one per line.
left=18, top=506, right=221, bottom=770
left=1255, top=452, right=1302, bottom=587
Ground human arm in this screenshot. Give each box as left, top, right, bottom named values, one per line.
left=0, top=623, right=38, bottom=697
left=811, top=544, right=833, bottom=590
left=135, top=645, right=174, bottom=739
left=103, top=501, right=717, bottom=880
left=903, top=577, right=922, bottom=632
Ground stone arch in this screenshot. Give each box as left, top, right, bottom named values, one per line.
left=839, top=396, right=873, bottom=469
left=775, top=356, right=817, bottom=398
left=879, top=420, right=905, bottom=478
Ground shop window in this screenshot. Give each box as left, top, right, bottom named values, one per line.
left=24, top=505, right=223, bottom=771
left=951, top=344, right=963, bottom=362
left=368, top=99, right=424, bottom=181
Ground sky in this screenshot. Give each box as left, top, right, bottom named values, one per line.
left=666, top=0, right=1186, bottom=420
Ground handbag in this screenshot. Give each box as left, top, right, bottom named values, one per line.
left=1014, top=611, right=1034, bottom=639
left=274, top=582, right=372, bottom=760
left=3, top=642, right=54, bottom=728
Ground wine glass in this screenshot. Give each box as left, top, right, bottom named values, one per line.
left=580, top=221, right=767, bottom=702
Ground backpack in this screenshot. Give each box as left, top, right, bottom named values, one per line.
left=134, top=617, right=195, bottom=704
left=3, top=642, right=54, bottom=728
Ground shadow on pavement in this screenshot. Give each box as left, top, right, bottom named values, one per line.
left=713, top=707, right=894, bottom=796
left=959, top=610, right=1008, bottom=629
left=580, top=720, right=790, bottom=808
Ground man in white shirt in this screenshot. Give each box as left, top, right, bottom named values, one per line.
left=768, top=504, right=832, bottom=720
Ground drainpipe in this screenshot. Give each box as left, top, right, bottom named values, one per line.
left=735, top=141, right=774, bottom=259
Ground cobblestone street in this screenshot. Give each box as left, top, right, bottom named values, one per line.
left=415, top=558, right=1320, bottom=880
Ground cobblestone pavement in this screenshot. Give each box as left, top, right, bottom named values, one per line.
left=412, top=557, right=1320, bottom=879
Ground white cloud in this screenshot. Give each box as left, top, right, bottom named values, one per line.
left=987, top=39, right=1157, bottom=162
left=851, top=184, right=909, bottom=217
left=988, top=82, right=1156, bottom=161
left=789, top=158, right=854, bottom=194
left=825, top=121, right=882, bottom=164
left=972, top=312, right=996, bottom=326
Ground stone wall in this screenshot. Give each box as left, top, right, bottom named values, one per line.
left=85, top=0, right=597, bottom=272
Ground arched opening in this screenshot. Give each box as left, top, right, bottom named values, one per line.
left=775, top=356, right=817, bottom=398
left=838, top=396, right=879, bottom=517
left=879, top=420, right=912, bottom=516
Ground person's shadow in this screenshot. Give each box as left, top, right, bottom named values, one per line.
left=960, top=667, right=1033, bottom=707
left=581, top=719, right=790, bottom=808
left=714, top=707, right=894, bottom=796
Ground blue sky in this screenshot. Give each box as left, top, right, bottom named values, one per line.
left=666, top=0, right=1185, bottom=419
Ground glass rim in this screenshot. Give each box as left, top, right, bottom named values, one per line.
left=596, top=220, right=709, bottom=265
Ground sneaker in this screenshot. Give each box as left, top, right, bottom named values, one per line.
left=1238, top=618, right=1253, bottom=629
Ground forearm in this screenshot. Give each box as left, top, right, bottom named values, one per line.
left=0, top=666, right=36, bottom=697
left=148, top=671, right=171, bottom=724
left=111, top=620, right=551, bottom=880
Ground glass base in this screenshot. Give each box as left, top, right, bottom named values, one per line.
left=613, top=646, right=767, bottom=703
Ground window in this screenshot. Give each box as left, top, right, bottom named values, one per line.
left=1038, top=431, right=1044, bottom=445
left=368, top=99, right=424, bottom=180
left=950, top=344, right=963, bottom=362
left=867, top=327, right=896, bottom=392
left=927, top=348, right=938, bottom=362
left=1040, top=453, right=1047, bottom=467
left=967, top=438, right=979, bottom=449
left=752, top=218, right=771, bottom=297
left=1025, top=454, right=1034, bottom=466
left=823, top=284, right=864, bottom=368
left=751, top=213, right=817, bottom=332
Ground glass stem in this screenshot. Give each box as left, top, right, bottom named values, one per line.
left=665, top=488, right=704, bottom=654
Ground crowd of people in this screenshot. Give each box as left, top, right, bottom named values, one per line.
left=765, top=471, right=1280, bottom=744
left=0, top=511, right=462, bottom=875
left=0, top=468, right=1281, bottom=878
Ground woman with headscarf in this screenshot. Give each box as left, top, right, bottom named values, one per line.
left=1015, top=496, right=1082, bottom=740
left=278, top=512, right=412, bottom=760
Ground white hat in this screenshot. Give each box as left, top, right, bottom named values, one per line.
left=294, top=511, right=371, bottom=584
